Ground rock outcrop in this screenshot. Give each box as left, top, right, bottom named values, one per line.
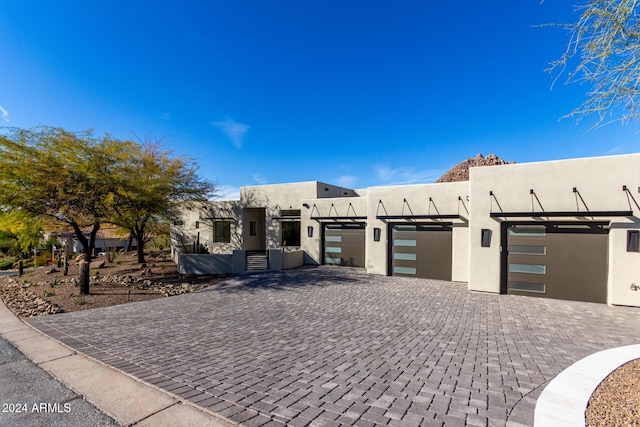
left=436, top=154, right=514, bottom=183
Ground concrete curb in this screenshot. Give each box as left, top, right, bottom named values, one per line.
left=0, top=300, right=236, bottom=427
left=534, top=344, right=640, bottom=427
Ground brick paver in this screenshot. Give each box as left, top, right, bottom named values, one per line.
left=27, top=266, right=640, bottom=426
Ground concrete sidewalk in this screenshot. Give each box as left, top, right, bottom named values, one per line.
left=0, top=297, right=235, bottom=427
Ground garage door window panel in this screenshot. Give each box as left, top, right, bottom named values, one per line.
left=508, top=281, right=546, bottom=293
left=508, top=263, right=546, bottom=274
left=508, top=245, right=546, bottom=255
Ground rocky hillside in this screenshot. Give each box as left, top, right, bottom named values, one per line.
left=436, top=154, right=514, bottom=183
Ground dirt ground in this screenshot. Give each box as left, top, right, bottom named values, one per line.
left=0, top=250, right=225, bottom=315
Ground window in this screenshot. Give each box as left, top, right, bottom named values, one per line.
left=281, top=221, right=301, bottom=246
left=249, top=221, right=257, bottom=236
left=214, top=221, right=231, bottom=243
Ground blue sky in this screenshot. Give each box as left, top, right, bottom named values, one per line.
left=1, top=1, right=639, bottom=199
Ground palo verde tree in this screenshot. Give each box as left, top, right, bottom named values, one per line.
left=549, top=0, right=640, bottom=126
left=0, top=209, right=44, bottom=258
left=0, top=127, right=127, bottom=293
left=105, top=141, right=216, bottom=264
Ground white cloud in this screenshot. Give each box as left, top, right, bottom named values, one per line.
left=211, top=119, right=249, bottom=148
left=216, top=184, right=241, bottom=201
left=0, top=106, right=9, bottom=123
left=252, top=173, right=268, bottom=184
left=336, top=175, right=358, bottom=188
left=375, top=165, right=443, bottom=185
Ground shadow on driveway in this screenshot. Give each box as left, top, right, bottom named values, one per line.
left=203, top=265, right=366, bottom=294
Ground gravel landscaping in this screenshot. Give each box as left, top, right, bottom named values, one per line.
left=0, top=251, right=225, bottom=316
left=586, top=358, right=640, bottom=426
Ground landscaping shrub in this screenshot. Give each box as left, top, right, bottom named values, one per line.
left=0, top=259, right=14, bottom=270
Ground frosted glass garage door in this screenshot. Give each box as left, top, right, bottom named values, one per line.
left=506, top=223, right=608, bottom=303
left=390, top=224, right=452, bottom=280
left=323, top=223, right=365, bottom=268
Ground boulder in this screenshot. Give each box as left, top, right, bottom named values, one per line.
left=90, top=259, right=106, bottom=269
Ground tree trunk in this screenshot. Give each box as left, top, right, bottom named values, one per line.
left=127, top=234, right=134, bottom=251
left=69, top=220, right=99, bottom=294
left=132, top=226, right=146, bottom=264
left=79, top=261, right=90, bottom=295
left=137, top=241, right=145, bottom=264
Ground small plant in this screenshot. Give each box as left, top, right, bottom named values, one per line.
left=114, top=259, right=121, bottom=265
left=42, top=290, right=55, bottom=297
left=73, top=298, right=86, bottom=306
left=21, top=279, right=28, bottom=284
left=93, top=270, right=100, bottom=276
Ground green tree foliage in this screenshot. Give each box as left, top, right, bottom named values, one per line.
left=0, top=127, right=216, bottom=274
left=105, top=141, right=216, bottom=263
left=0, top=127, right=121, bottom=267
left=0, top=210, right=44, bottom=257
left=550, top=0, right=640, bottom=126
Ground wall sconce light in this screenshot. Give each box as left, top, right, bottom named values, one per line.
left=303, top=203, right=310, bottom=208
left=373, top=228, right=381, bottom=242
left=481, top=229, right=492, bottom=247
left=307, top=226, right=314, bottom=238
left=627, top=230, right=639, bottom=252
left=195, top=221, right=200, bottom=229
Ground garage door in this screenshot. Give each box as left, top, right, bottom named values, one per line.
left=390, top=224, right=452, bottom=280
left=506, top=223, right=608, bottom=303
left=323, top=223, right=365, bottom=267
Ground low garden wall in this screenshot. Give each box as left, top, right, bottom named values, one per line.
left=177, top=253, right=233, bottom=275
left=282, top=250, right=304, bottom=270
left=176, top=249, right=305, bottom=275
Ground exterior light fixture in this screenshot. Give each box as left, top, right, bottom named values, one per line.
left=373, top=228, right=381, bottom=242
left=481, top=229, right=492, bottom=247
left=627, top=230, right=639, bottom=252
left=307, top=226, right=314, bottom=238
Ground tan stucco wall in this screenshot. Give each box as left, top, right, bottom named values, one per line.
left=172, top=201, right=243, bottom=254
left=468, top=154, right=640, bottom=305
left=241, top=181, right=356, bottom=249
left=365, top=182, right=470, bottom=279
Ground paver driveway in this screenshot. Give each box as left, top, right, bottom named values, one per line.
left=27, top=266, right=640, bottom=427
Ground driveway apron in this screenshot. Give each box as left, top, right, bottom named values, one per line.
left=27, top=266, right=640, bottom=427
